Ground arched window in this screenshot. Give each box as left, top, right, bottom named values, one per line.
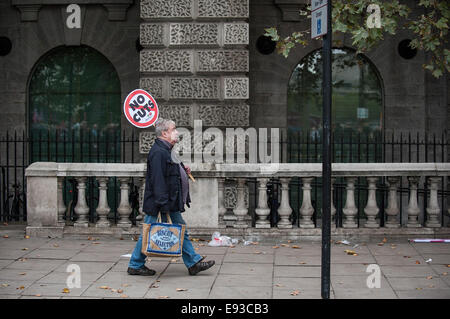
left=287, top=48, right=383, bottom=162
left=29, top=46, right=121, bottom=162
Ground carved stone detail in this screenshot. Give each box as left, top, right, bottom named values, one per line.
left=140, top=0, right=192, bottom=19
left=140, top=24, right=165, bottom=46
left=140, top=50, right=193, bottom=73
left=224, top=23, right=249, bottom=45
left=197, top=104, right=249, bottom=126
left=224, top=77, right=249, bottom=99
left=198, top=0, right=249, bottom=18
left=170, top=23, right=219, bottom=46
left=225, top=184, right=249, bottom=209
left=197, top=50, right=248, bottom=73
left=139, top=132, right=157, bottom=154
left=160, top=105, right=192, bottom=126
left=169, top=78, right=219, bottom=99
left=139, top=78, right=164, bottom=99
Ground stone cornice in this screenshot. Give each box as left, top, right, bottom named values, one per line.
left=12, top=0, right=133, bottom=21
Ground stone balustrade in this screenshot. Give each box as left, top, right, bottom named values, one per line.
left=25, top=162, right=450, bottom=238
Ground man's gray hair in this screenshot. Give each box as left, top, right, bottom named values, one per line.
left=155, top=118, right=175, bottom=137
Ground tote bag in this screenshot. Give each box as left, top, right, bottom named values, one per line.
left=141, top=213, right=185, bottom=257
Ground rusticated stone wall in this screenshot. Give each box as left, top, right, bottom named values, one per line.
left=139, top=0, right=250, bottom=142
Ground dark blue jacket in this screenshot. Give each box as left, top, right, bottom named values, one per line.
left=142, top=138, right=191, bottom=216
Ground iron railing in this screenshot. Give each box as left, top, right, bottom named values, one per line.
left=1, top=129, right=448, bottom=225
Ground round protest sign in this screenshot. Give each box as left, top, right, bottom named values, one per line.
left=123, top=89, right=159, bottom=128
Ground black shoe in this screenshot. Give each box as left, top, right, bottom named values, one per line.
left=127, top=266, right=156, bottom=276
left=188, top=260, right=215, bottom=276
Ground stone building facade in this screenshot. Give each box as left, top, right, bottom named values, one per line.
left=0, top=0, right=448, bottom=160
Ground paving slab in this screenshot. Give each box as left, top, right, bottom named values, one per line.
left=274, top=246, right=321, bottom=256
left=330, top=254, right=377, bottom=264
left=1, top=235, right=449, bottom=299
left=0, top=294, right=22, bottom=299
left=0, top=248, right=31, bottom=260
left=193, top=246, right=230, bottom=255
left=331, top=275, right=390, bottom=290
left=0, top=238, right=50, bottom=250
left=410, top=243, right=450, bottom=254
left=81, top=282, right=150, bottom=298
left=209, top=286, right=272, bottom=299
left=272, top=288, right=332, bottom=299
left=0, top=260, right=14, bottom=269
left=272, top=277, right=321, bottom=290
left=0, top=280, right=35, bottom=295
left=367, top=243, right=419, bottom=256
left=274, top=265, right=321, bottom=278
left=36, top=271, right=103, bottom=287
left=374, top=255, right=427, bottom=266
left=223, top=252, right=273, bottom=263
left=396, top=289, right=450, bottom=299
left=38, top=240, right=91, bottom=250
left=20, top=295, right=62, bottom=299
left=430, top=264, right=450, bottom=275
left=0, top=268, right=51, bottom=281
left=164, top=263, right=220, bottom=278
left=333, top=288, right=398, bottom=299
left=154, top=276, right=216, bottom=289
left=96, top=271, right=159, bottom=285
left=381, top=265, right=438, bottom=278
left=417, top=254, right=450, bottom=264
left=214, top=274, right=272, bottom=287
left=219, top=262, right=273, bottom=276
left=330, top=263, right=372, bottom=276
left=53, top=261, right=116, bottom=273
left=70, top=252, right=124, bottom=262
left=275, top=255, right=321, bottom=266
left=21, top=283, right=87, bottom=297
left=24, top=249, right=80, bottom=260
left=145, top=287, right=211, bottom=299
left=386, top=276, right=450, bottom=290
left=5, top=259, right=67, bottom=271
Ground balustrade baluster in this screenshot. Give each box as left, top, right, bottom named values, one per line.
left=96, top=177, right=111, bottom=227
left=343, top=177, right=358, bottom=228
left=406, top=176, right=421, bottom=228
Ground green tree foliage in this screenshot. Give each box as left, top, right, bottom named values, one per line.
left=264, top=0, right=449, bottom=78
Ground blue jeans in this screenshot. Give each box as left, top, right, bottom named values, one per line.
left=128, top=212, right=203, bottom=269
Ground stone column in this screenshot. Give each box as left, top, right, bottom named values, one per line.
left=343, top=177, right=358, bottom=228
left=364, top=177, right=379, bottom=228
left=300, top=177, right=314, bottom=228
left=233, top=178, right=248, bottom=228
left=385, top=176, right=400, bottom=228
left=277, top=178, right=292, bottom=228
left=425, top=177, right=441, bottom=228
left=95, top=177, right=111, bottom=228
left=57, top=177, right=66, bottom=226
left=74, top=177, right=89, bottom=227
left=217, top=178, right=227, bottom=228
left=255, top=178, right=270, bottom=228
left=406, top=176, right=421, bottom=228
left=117, top=177, right=132, bottom=228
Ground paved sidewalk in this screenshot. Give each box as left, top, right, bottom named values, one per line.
left=0, top=227, right=449, bottom=299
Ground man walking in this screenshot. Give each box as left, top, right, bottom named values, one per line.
left=127, top=118, right=215, bottom=276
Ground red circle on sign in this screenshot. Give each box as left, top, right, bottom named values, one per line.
left=123, top=89, right=159, bottom=128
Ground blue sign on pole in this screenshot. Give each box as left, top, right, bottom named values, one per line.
left=311, top=1, right=328, bottom=39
